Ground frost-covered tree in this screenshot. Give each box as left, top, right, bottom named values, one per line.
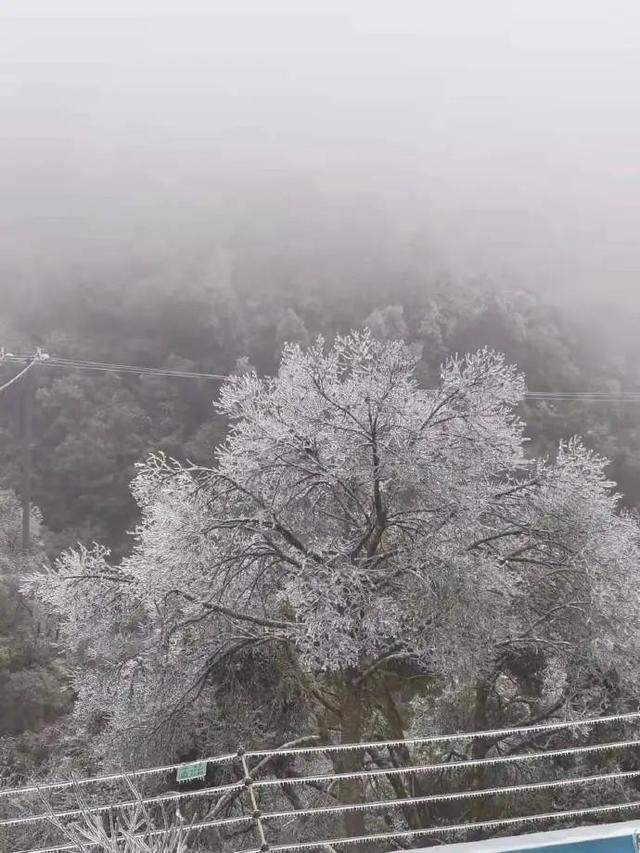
left=363, top=305, right=408, bottom=342
left=274, top=308, right=310, bottom=359
left=0, top=491, right=67, bottom=737
left=0, top=488, right=70, bottom=818
left=26, top=332, right=640, bottom=835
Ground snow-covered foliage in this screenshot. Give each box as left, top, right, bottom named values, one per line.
left=39, top=782, right=192, bottom=853
left=0, top=489, right=42, bottom=570
left=24, top=332, right=640, bottom=763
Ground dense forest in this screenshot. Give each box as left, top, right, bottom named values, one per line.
left=2, top=256, right=640, bottom=849
left=2, top=261, right=640, bottom=556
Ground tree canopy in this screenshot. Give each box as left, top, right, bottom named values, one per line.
left=25, top=334, right=640, bottom=843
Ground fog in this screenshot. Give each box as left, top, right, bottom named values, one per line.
left=2, top=0, right=640, bottom=309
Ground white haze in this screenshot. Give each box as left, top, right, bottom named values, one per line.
left=2, top=0, right=640, bottom=309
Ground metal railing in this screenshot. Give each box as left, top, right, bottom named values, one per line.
left=3, top=710, right=640, bottom=852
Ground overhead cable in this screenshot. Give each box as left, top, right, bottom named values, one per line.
left=3, top=352, right=640, bottom=401
left=0, top=360, right=37, bottom=394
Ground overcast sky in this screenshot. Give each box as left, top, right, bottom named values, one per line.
left=2, top=0, right=640, bottom=305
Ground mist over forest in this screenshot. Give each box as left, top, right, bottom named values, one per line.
left=3, top=3, right=640, bottom=851
left=4, top=1, right=640, bottom=310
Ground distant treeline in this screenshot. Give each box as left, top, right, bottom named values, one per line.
left=1, top=263, right=639, bottom=556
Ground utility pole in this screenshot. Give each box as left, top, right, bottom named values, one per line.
left=1, top=349, right=48, bottom=549
left=21, top=359, right=34, bottom=549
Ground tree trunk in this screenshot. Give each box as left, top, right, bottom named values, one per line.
left=470, top=676, right=492, bottom=829
left=337, top=671, right=366, bottom=839
left=379, top=687, right=422, bottom=830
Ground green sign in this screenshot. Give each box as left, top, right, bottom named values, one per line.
left=176, top=761, right=207, bottom=783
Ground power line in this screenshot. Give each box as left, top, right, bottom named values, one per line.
left=4, top=352, right=640, bottom=402
left=1, top=354, right=226, bottom=382
left=0, top=359, right=37, bottom=395
left=47, top=358, right=228, bottom=381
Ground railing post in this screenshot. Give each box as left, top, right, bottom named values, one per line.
left=238, top=747, right=269, bottom=852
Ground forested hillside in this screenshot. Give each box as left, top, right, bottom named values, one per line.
left=2, top=267, right=639, bottom=556
left=2, top=267, right=640, bottom=847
